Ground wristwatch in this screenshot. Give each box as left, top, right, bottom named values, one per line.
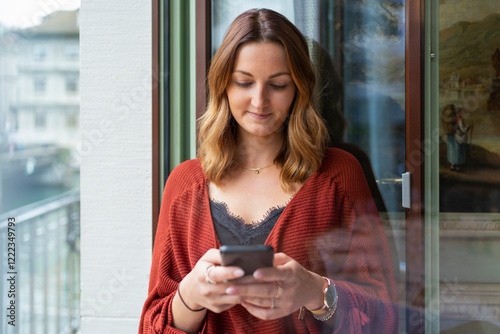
left=306, top=277, right=338, bottom=321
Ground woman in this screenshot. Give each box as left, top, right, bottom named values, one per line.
left=441, top=104, right=469, bottom=172
left=140, top=8, right=398, bottom=333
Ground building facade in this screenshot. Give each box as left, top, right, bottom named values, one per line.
left=10, top=10, right=79, bottom=150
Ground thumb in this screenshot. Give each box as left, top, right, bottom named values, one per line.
left=200, top=248, right=222, bottom=265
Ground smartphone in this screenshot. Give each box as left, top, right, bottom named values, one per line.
left=220, top=245, right=274, bottom=276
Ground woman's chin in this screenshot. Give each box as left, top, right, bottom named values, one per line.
left=240, top=128, right=284, bottom=140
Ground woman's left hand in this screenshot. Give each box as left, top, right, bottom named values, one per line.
left=225, top=252, right=325, bottom=320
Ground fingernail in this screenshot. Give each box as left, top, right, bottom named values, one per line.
left=253, top=270, right=263, bottom=279
left=234, top=269, right=245, bottom=277
left=226, top=287, right=237, bottom=294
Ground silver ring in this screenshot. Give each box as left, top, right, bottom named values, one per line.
left=205, top=265, right=216, bottom=285
left=271, top=297, right=275, bottom=309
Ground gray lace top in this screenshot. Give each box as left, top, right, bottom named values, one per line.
left=209, top=199, right=285, bottom=245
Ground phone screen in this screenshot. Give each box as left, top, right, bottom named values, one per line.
left=220, top=245, right=274, bottom=276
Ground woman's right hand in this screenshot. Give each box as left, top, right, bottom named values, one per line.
left=179, top=248, right=250, bottom=313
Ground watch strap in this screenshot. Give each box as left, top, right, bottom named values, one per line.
left=306, top=277, right=338, bottom=321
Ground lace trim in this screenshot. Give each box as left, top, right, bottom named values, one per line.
left=209, top=196, right=294, bottom=226
left=210, top=200, right=284, bottom=245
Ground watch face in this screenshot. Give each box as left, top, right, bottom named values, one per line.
left=325, top=285, right=337, bottom=307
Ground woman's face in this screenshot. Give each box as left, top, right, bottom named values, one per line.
left=226, top=41, right=296, bottom=140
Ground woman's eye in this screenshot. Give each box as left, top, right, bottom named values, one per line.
left=235, top=82, right=251, bottom=87
left=270, top=84, right=287, bottom=90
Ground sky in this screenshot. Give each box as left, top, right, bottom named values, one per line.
left=0, top=0, right=80, bottom=28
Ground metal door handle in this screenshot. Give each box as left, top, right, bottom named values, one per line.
left=402, top=172, right=411, bottom=209
left=376, top=178, right=402, bottom=185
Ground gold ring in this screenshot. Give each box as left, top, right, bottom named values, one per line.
left=205, top=264, right=216, bottom=285
left=275, top=282, right=283, bottom=298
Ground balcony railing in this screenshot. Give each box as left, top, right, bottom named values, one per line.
left=1, top=189, right=80, bottom=334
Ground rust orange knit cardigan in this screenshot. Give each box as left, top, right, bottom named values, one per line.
left=139, top=148, right=398, bottom=333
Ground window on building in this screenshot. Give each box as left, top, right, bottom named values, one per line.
left=66, top=112, right=78, bottom=128
left=35, top=112, right=46, bottom=128
left=7, top=109, right=19, bottom=132
left=34, top=76, right=46, bottom=92
left=64, top=44, right=79, bottom=60
left=66, top=75, right=78, bottom=93
left=33, top=44, right=47, bottom=61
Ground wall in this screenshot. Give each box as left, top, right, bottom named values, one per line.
left=80, top=0, right=152, bottom=332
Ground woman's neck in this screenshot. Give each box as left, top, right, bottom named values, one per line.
left=235, top=132, right=283, bottom=167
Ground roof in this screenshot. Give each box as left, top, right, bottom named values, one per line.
left=19, top=9, right=79, bottom=35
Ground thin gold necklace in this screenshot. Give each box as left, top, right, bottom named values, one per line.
left=234, top=162, right=274, bottom=174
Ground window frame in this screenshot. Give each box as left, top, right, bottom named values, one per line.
left=34, top=76, right=47, bottom=93
left=33, top=44, right=47, bottom=61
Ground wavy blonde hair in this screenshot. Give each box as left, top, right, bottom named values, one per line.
left=198, top=8, right=329, bottom=191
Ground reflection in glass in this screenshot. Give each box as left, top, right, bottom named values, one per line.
left=212, top=0, right=296, bottom=55
left=438, top=0, right=500, bottom=331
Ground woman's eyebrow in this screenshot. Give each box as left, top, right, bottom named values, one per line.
left=269, top=72, right=291, bottom=78
left=233, top=70, right=291, bottom=78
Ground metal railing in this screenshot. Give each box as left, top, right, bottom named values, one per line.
left=1, top=189, right=80, bottom=334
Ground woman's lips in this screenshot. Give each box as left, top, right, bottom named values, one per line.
left=248, top=112, right=271, bottom=120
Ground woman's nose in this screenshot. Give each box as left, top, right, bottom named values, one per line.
left=251, top=85, right=269, bottom=110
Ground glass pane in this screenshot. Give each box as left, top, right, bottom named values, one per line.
left=438, top=1, right=500, bottom=332
left=212, top=0, right=406, bottom=330
left=212, top=0, right=295, bottom=56
left=0, top=1, right=81, bottom=333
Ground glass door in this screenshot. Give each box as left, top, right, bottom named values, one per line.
left=434, top=0, right=500, bottom=332
left=211, top=0, right=409, bottom=331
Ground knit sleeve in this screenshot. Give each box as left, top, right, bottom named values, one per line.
left=139, top=161, right=206, bottom=334
left=316, top=152, right=398, bottom=334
